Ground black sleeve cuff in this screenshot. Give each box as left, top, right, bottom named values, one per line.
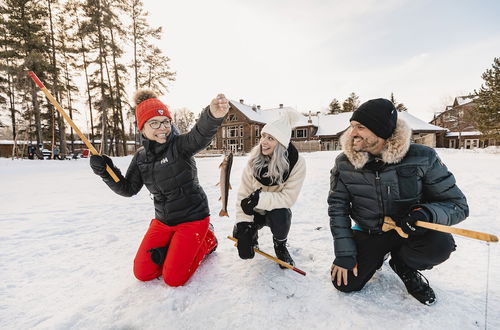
left=333, top=256, right=357, bottom=270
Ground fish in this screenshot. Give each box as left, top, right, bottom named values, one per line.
left=218, top=152, right=233, bottom=217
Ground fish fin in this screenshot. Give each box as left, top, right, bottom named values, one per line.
left=219, top=210, right=229, bottom=217
left=229, top=184, right=232, bottom=190
left=215, top=182, right=220, bottom=187
left=218, top=197, right=221, bottom=201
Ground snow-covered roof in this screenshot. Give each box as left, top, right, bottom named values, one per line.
left=446, top=131, right=482, bottom=137
left=229, top=100, right=310, bottom=126
left=314, top=111, right=445, bottom=137
left=398, top=111, right=446, bottom=131
left=454, top=96, right=476, bottom=106
left=314, top=112, right=352, bottom=136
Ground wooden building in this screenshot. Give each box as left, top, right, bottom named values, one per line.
left=430, top=96, right=497, bottom=148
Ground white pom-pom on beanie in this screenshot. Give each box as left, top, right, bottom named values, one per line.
left=261, top=109, right=302, bottom=147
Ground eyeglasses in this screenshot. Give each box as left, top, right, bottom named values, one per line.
left=148, top=119, right=171, bottom=129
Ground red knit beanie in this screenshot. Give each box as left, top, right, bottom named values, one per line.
left=134, top=89, right=171, bottom=130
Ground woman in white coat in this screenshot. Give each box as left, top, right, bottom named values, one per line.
left=234, top=110, right=306, bottom=267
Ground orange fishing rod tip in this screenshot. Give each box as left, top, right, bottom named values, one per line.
left=28, top=71, right=45, bottom=89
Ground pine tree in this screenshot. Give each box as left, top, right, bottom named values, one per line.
left=390, top=92, right=408, bottom=112
left=328, top=98, right=342, bottom=114
left=0, top=0, right=52, bottom=146
left=342, top=92, right=360, bottom=112
left=472, top=57, right=500, bottom=140
left=127, top=0, right=175, bottom=148
left=56, top=3, right=81, bottom=153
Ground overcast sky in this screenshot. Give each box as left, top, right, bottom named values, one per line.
left=145, top=0, right=500, bottom=121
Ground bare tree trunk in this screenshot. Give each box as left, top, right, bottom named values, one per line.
left=47, top=0, right=67, bottom=158
left=75, top=14, right=95, bottom=143
left=31, top=82, right=43, bottom=145
left=7, top=69, right=17, bottom=139
left=108, top=25, right=127, bottom=155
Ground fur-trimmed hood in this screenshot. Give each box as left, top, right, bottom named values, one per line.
left=340, top=119, right=412, bottom=169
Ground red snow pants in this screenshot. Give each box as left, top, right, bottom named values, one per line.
left=133, top=217, right=217, bottom=287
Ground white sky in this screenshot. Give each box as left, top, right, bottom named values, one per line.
left=145, top=0, right=500, bottom=121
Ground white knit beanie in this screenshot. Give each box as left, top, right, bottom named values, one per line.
left=261, top=109, right=302, bottom=147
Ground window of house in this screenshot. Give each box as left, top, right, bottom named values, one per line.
left=254, top=126, right=260, bottom=137
left=295, top=128, right=307, bottom=138
left=222, top=127, right=226, bottom=138
left=227, top=125, right=239, bottom=138
left=239, top=125, right=243, bottom=137
left=227, top=114, right=238, bottom=122
left=227, top=139, right=239, bottom=152
left=464, top=139, right=479, bottom=149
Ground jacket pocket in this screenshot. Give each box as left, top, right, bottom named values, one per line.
left=396, top=166, right=419, bottom=199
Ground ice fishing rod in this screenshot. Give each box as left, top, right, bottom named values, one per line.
left=227, top=236, right=306, bottom=276
left=28, top=71, right=120, bottom=182
left=383, top=216, right=498, bottom=242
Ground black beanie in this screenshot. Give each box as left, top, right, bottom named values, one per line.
left=350, top=98, right=398, bottom=139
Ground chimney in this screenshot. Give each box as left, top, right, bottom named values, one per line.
left=279, top=104, right=283, bottom=109
left=307, top=110, right=312, bottom=124
left=252, top=105, right=257, bottom=111
left=257, top=105, right=261, bottom=110
left=239, top=99, right=244, bottom=104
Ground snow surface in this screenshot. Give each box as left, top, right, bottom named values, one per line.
left=1, top=149, right=499, bottom=330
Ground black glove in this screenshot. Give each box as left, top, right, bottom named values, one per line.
left=333, top=256, right=357, bottom=270
left=240, top=188, right=262, bottom=216
left=148, top=246, right=168, bottom=265
left=234, top=222, right=258, bottom=259
left=90, top=154, right=114, bottom=177
left=398, top=207, right=432, bottom=236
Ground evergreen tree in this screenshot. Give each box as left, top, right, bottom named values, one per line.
left=127, top=0, right=175, bottom=148
left=328, top=98, right=342, bottom=114
left=56, top=4, right=81, bottom=153
left=127, top=0, right=175, bottom=94
left=0, top=0, right=52, bottom=145
left=472, top=57, right=500, bottom=140
left=390, top=92, right=408, bottom=112
left=342, top=92, right=360, bottom=112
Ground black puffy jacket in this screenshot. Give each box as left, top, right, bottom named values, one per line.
left=327, top=120, right=469, bottom=260
left=100, top=108, right=223, bottom=226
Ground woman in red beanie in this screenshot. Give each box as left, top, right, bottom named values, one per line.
left=90, top=90, right=229, bottom=286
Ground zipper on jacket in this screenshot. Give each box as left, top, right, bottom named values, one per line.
left=375, top=171, right=385, bottom=228
left=151, top=160, right=166, bottom=218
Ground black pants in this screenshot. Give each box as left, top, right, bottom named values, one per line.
left=254, top=208, right=292, bottom=240
left=334, top=229, right=456, bottom=292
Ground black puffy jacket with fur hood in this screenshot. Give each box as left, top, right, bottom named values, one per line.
left=327, top=119, right=469, bottom=260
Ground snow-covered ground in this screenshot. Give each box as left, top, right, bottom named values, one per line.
left=1, top=149, right=499, bottom=329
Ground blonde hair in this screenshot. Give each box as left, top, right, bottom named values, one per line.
left=249, top=143, right=289, bottom=185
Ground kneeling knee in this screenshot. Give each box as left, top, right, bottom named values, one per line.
left=163, top=274, right=188, bottom=287
left=332, top=281, right=364, bottom=293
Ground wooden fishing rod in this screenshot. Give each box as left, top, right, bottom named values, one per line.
left=383, top=216, right=498, bottom=242
left=28, top=71, right=120, bottom=182
left=227, top=236, right=306, bottom=276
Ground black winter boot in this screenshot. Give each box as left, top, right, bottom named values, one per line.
left=234, top=222, right=259, bottom=259
left=389, top=257, right=436, bottom=306
left=273, top=237, right=294, bottom=269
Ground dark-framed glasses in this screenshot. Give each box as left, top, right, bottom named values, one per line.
left=148, top=119, right=171, bottom=129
